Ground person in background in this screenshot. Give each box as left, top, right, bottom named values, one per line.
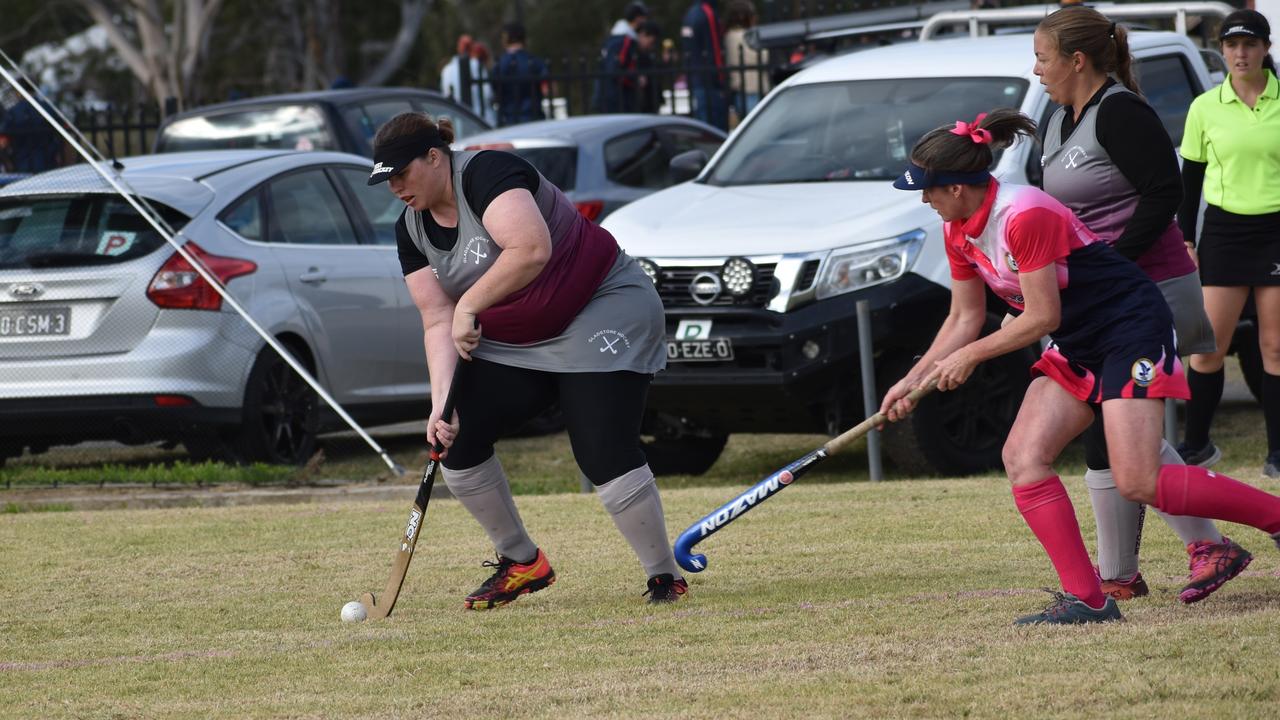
left=1178, top=9, right=1280, bottom=478
left=636, top=21, right=666, bottom=114
left=681, top=0, right=728, bottom=130
left=596, top=11, right=659, bottom=113
left=610, top=1, right=650, bottom=39
left=470, top=41, right=497, bottom=125
left=440, top=35, right=476, bottom=114
left=0, top=78, right=62, bottom=174
left=723, top=0, right=764, bottom=124
left=492, top=22, right=548, bottom=126
left=1033, top=5, right=1247, bottom=606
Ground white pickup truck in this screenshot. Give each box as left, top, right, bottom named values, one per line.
left=603, top=25, right=1228, bottom=476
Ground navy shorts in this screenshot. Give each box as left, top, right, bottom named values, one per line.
left=1032, top=326, right=1190, bottom=404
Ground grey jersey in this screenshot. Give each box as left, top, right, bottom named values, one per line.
left=1042, top=84, right=1140, bottom=247
left=402, top=150, right=666, bottom=374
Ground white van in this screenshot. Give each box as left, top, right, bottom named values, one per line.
left=603, top=31, right=1217, bottom=475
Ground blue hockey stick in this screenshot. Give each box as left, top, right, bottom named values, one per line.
left=673, top=380, right=935, bottom=573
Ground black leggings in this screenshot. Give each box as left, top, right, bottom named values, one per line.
left=442, top=357, right=651, bottom=485
left=1084, top=408, right=1110, bottom=471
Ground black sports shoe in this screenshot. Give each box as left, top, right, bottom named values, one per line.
left=1263, top=451, right=1280, bottom=479
left=1176, top=441, right=1222, bottom=468
left=1014, top=590, right=1122, bottom=626
left=643, top=574, right=688, bottom=604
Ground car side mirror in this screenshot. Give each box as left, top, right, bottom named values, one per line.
left=669, top=149, right=709, bottom=183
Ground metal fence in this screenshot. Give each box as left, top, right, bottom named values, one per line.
left=458, top=51, right=777, bottom=129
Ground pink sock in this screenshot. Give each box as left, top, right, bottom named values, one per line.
left=1012, top=476, right=1106, bottom=609
left=1156, top=465, right=1280, bottom=535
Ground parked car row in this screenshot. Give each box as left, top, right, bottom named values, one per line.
left=0, top=101, right=725, bottom=466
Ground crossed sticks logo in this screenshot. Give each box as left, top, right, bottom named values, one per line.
left=462, top=236, right=490, bottom=265
left=588, top=329, right=631, bottom=355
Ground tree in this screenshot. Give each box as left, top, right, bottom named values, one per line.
left=359, top=0, right=431, bottom=87
left=74, top=0, right=226, bottom=109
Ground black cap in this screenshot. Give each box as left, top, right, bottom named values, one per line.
left=367, top=127, right=447, bottom=186
left=625, top=2, right=649, bottom=21
left=1220, top=9, right=1271, bottom=42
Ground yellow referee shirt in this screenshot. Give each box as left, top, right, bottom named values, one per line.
left=1180, top=70, right=1280, bottom=215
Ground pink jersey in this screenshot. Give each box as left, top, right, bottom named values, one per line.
left=945, top=180, right=1101, bottom=310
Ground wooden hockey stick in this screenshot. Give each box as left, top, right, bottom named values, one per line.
left=360, top=361, right=466, bottom=619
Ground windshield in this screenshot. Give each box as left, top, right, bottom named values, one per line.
left=156, top=104, right=336, bottom=152
left=0, top=196, right=188, bottom=269
left=707, top=77, right=1028, bottom=186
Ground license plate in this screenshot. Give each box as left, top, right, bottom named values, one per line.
left=667, top=337, right=734, bottom=362
left=0, top=306, right=71, bottom=337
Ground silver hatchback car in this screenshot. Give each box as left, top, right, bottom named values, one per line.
left=0, top=150, right=426, bottom=465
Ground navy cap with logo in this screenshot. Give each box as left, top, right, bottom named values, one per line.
left=892, top=161, right=991, bottom=190
left=367, top=126, right=449, bottom=186
left=1219, top=9, right=1271, bottom=41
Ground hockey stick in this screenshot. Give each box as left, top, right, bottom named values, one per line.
left=673, top=379, right=937, bottom=573
left=360, top=360, right=467, bottom=619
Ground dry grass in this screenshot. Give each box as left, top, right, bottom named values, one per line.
left=3, top=474, right=1279, bottom=719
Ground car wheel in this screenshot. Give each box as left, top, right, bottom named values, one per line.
left=233, top=347, right=320, bottom=465
left=643, top=433, right=729, bottom=477
left=186, top=347, right=320, bottom=466
left=881, top=318, right=1037, bottom=476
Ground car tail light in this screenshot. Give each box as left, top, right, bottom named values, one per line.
left=147, top=242, right=256, bottom=311
left=575, top=200, right=604, bottom=222
left=154, top=394, right=195, bottom=407
left=464, top=142, right=516, bottom=151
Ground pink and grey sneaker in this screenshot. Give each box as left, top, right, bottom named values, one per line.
left=1179, top=536, right=1252, bottom=604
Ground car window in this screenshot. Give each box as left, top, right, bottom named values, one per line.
left=707, top=77, right=1028, bottom=186
left=220, top=191, right=263, bottom=241
left=157, top=104, right=335, bottom=152
left=266, top=171, right=358, bottom=245
left=507, top=147, right=578, bottom=191
left=340, top=100, right=415, bottom=156
left=661, top=126, right=724, bottom=160
left=605, top=130, right=670, bottom=189
left=0, top=196, right=188, bottom=269
left=334, top=167, right=402, bottom=245
left=416, top=99, right=484, bottom=140
left=1135, top=54, right=1200, bottom=146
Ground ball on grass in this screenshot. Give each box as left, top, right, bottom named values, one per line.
left=340, top=600, right=367, bottom=623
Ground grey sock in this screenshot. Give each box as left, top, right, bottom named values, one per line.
left=1085, top=467, right=1143, bottom=581
left=595, top=464, right=680, bottom=579
left=1152, top=439, right=1222, bottom=545
left=442, top=453, right=538, bottom=562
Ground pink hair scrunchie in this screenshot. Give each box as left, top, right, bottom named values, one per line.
left=950, top=113, right=992, bottom=145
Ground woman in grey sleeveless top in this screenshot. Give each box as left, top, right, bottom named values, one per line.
left=1034, top=7, right=1250, bottom=605
left=368, top=112, right=687, bottom=607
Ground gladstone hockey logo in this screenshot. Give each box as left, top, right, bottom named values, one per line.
left=462, top=236, right=490, bottom=265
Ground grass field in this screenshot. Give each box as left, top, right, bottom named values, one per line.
left=3, top=472, right=1280, bottom=719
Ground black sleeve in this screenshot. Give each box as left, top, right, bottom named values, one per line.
left=1095, top=92, right=1183, bottom=260
left=396, top=208, right=431, bottom=276
left=1179, top=160, right=1207, bottom=248
left=460, top=150, right=541, bottom=219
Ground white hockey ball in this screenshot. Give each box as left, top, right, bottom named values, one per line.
left=340, top=600, right=367, bottom=623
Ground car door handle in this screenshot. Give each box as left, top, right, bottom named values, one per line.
left=299, top=268, right=327, bottom=284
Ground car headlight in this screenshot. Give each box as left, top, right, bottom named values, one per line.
left=636, top=258, right=660, bottom=286
left=720, top=257, right=755, bottom=297
left=815, top=229, right=926, bottom=300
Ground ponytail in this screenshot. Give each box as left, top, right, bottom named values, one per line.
left=910, top=108, right=1038, bottom=177
left=1111, top=24, right=1141, bottom=94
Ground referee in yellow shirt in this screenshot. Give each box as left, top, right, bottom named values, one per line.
left=1177, top=9, right=1280, bottom=477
